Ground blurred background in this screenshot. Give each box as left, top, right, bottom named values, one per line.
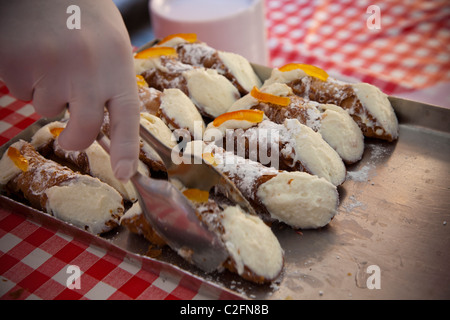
left=113, top=0, right=154, bottom=47
left=114, top=0, right=449, bottom=107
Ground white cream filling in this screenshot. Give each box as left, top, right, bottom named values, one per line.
left=260, top=82, right=293, bottom=96
left=352, top=83, right=399, bottom=139
left=204, top=119, right=259, bottom=140
left=283, top=119, right=346, bottom=186
left=263, top=68, right=308, bottom=87
left=183, top=68, right=240, bottom=118
left=318, top=104, right=365, bottom=163
left=257, top=171, right=338, bottom=229
left=84, top=142, right=139, bottom=202
left=228, top=94, right=258, bottom=112
left=120, top=201, right=142, bottom=223
left=140, top=113, right=177, bottom=148
left=30, top=121, right=142, bottom=201
left=30, top=121, right=66, bottom=149
left=134, top=57, right=160, bottom=75
left=45, top=176, right=124, bottom=235
left=218, top=51, right=262, bottom=93
left=220, top=205, right=283, bottom=279
left=160, top=88, right=205, bottom=140
left=140, top=113, right=178, bottom=163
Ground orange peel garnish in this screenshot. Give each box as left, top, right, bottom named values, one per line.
left=158, top=33, right=197, bottom=45
left=279, top=63, right=328, bottom=81
left=136, top=75, right=148, bottom=87
left=134, top=46, right=178, bottom=59
left=250, top=86, right=291, bottom=107
left=213, top=109, right=264, bottom=127
left=182, top=188, right=210, bottom=203
left=202, top=152, right=218, bottom=167
left=7, top=147, right=28, bottom=172
left=50, top=127, right=64, bottom=137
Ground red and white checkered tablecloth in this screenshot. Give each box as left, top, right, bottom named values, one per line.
left=1, top=0, right=449, bottom=300
left=0, top=209, right=225, bottom=300
left=265, top=0, right=450, bottom=107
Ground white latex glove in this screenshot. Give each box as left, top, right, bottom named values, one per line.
left=0, top=0, right=140, bottom=181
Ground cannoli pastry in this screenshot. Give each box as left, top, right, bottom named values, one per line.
left=120, top=201, right=167, bottom=247
left=120, top=187, right=284, bottom=283
left=204, top=110, right=346, bottom=186
left=228, top=82, right=365, bottom=164
left=138, top=112, right=177, bottom=175
left=185, top=141, right=339, bottom=230
left=264, top=63, right=399, bottom=141
left=135, top=47, right=240, bottom=119
left=137, top=78, right=205, bottom=140
left=155, top=33, right=262, bottom=95
left=199, top=204, right=283, bottom=284
left=0, top=140, right=124, bottom=234
left=100, top=106, right=175, bottom=177
left=30, top=121, right=145, bottom=202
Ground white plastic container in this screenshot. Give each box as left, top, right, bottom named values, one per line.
left=149, top=0, right=268, bottom=65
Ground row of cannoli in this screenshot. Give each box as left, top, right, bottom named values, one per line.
left=0, top=124, right=285, bottom=284
left=0, top=81, right=287, bottom=283
left=130, top=79, right=286, bottom=282
left=129, top=35, right=387, bottom=232
left=134, top=33, right=398, bottom=161
left=184, top=141, right=339, bottom=230
left=131, top=35, right=399, bottom=282
left=133, top=75, right=344, bottom=226
left=263, top=64, right=399, bottom=142
left=126, top=33, right=400, bottom=256
left=0, top=33, right=400, bottom=285
left=119, top=34, right=399, bottom=282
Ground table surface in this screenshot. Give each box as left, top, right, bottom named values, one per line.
left=1, top=0, right=449, bottom=300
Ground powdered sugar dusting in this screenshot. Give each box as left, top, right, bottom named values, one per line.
left=179, top=42, right=216, bottom=67
left=346, top=165, right=372, bottom=182
left=211, top=145, right=278, bottom=198
left=345, top=143, right=389, bottom=182
left=342, top=195, right=367, bottom=212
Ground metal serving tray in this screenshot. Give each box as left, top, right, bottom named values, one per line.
left=1, top=62, right=449, bottom=300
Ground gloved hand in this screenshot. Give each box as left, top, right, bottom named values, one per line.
left=0, top=0, right=140, bottom=181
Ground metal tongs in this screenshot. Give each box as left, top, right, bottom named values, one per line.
left=97, top=124, right=254, bottom=273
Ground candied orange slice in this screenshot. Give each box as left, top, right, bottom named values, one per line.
left=182, top=188, right=210, bottom=203
left=7, top=147, right=28, bottom=172
left=50, top=127, right=64, bottom=137
left=134, top=46, right=177, bottom=59
left=158, top=33, right=197, bottom=45
left=202, top=152, right=218, bottom=167
left=213, top=109, right=264, bottom=127
left=279, top=63, right=328, bottom=81
left=136, top=75, right=148, bottom=87
left=250, top=86, right=290, bottom=107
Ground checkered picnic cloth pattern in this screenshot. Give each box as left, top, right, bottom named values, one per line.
left=265, top=0, right=450, bottom=96
left=0, top=83, right=40, bottom=146
left=0, top=208, right=233, bottom=300
left=1, top=0, right=449, bottom=300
